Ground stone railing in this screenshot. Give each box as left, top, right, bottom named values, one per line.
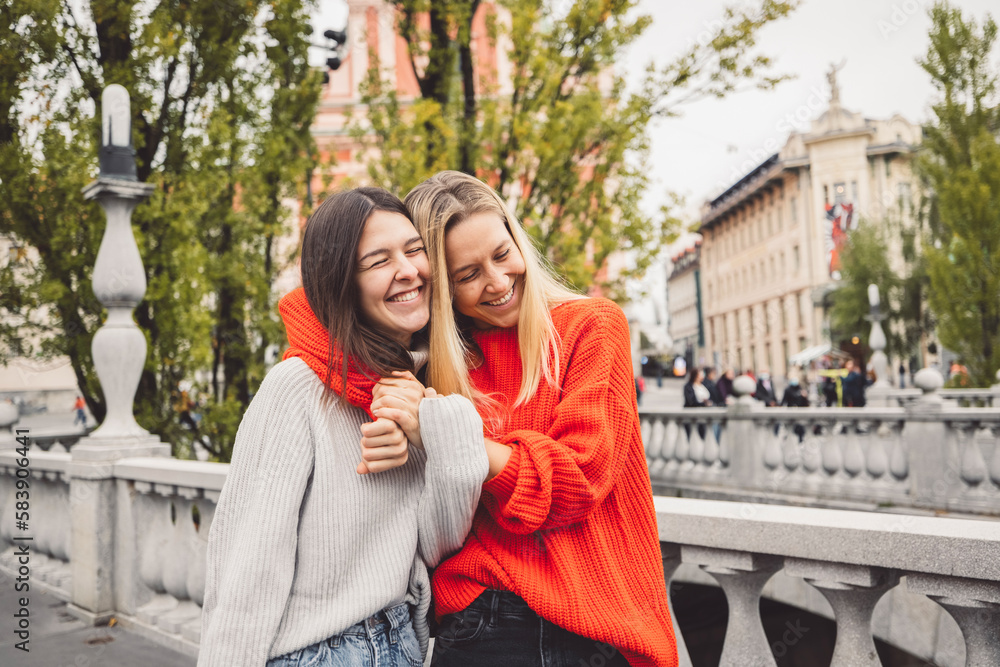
left=0, top=449, right=73, bottom=591
left=887, top=387, right=998, bottom=407
left=0, top=445, right=224, bottom=656
left=641, top=371, right=1000, bottom=516
left=4, top=424, right=1000, bottom=664
left=659, top=496, right=1000, bottom=667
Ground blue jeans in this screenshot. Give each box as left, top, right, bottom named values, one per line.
left=267, top=602, right=422, bottom=667
left=431, top=590, right=629, bottom=667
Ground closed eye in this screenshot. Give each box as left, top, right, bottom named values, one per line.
left=457, top=270, right=478, bottom=283
left=406, top=246, right=425, bottom=255
left=494, top=249, right=510, bottom=261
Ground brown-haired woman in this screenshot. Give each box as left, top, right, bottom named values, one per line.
left=198, top=187, right=489, bottom=667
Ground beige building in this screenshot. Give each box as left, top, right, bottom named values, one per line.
left=698, top=75, right=921, bottom=378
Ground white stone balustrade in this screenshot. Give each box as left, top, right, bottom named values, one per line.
left=0, top=450, right=73, bottom=593
left=658, top=496, right=1000, bottom=667
left=641, top=377, right=1000, bottom=516
left=2, top=453, right=1000, bottom=663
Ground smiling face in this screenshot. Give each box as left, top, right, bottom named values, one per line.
left=445, top=211, right=527, bottom=330
left=355, top=210, right=430, bottom=346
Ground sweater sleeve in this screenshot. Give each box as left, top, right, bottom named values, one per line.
left=415, top=393, right=489, bottom=567
left=481, top=300, right=637, bottom=535
left=198, top=362, right=315, bottom=667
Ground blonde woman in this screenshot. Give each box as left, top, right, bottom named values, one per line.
left=385, top=172, right=678, bottom=666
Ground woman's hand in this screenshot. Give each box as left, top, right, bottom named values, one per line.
left=357, top=418, right=409, bottom=475
left=372, top=371, right=426, bottom=449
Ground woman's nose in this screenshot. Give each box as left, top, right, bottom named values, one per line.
left=395, top=256, right=419, bottom=281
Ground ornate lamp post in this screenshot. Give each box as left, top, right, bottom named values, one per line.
left=68, top=84, right=168, bottom=625
left=76, top=84, right=168, bottom=453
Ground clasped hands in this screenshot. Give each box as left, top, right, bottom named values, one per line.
left=357, top=370, right=435, bottom=475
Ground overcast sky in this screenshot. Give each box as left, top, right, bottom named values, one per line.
left=624, top=0, right=997, bottom=221
left=315, top=0, right=998, bottom=222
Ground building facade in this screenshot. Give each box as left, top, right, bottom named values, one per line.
left=667, top=241, right=704, bottom=369
left=698, top=75, right=921, bottom=378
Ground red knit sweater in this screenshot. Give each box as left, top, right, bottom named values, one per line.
left=431, top=298, right=677, bottom=666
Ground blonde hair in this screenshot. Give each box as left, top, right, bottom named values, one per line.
left=404, top=171, right=581, bottom=411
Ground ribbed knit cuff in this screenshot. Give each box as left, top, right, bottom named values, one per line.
left=419, top=394, right=489, bottom=481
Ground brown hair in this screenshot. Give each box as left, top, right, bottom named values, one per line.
left=300, top=187, right=423, bottom=393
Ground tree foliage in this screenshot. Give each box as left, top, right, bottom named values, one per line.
left=353, top=0, right=797, bottom=297
left=829, top=219, right=930, bottom=363
left=0, top=0, right=322, bottom=460
left=916, top=2, right=1000, bottom=386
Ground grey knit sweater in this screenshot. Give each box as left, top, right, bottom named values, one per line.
left=197, top=357, right=489, bottom=666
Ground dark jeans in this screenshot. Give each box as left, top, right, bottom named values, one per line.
left=431, top=590, right=630, bottom=667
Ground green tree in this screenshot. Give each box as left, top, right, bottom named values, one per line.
left=353, top=0, right=797, bottom=297
left=917, top=2, right=1000, bottom=386
left=0, top=0, right=323, bottom=460
left=829, top=219, right=931, bottom=362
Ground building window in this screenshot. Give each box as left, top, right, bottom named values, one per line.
left=799, top=336, right=807, bottom=352
left=899, top=182, right=912, bottom=212
left=780, top=251, right=786, bottom=276
left=823, top=185, right=829, bottom=204
left=781, top=298, right=787, bottom=332
left=797, top=291, right=806, bottom=330
left=793, top=245, right=800, bottom=273
left=885, top=158, right=891, bottom=178
left=783, top=340, right=790, bottom=369
left=834, top=182, right=846, bottom=203
left=777, top=208, right=782, bottom=230
left=851, top=180, right=858, bottom=203
left=790, top=196, right=797, bottom=224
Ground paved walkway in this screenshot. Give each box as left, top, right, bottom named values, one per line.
left=0, top=572, right=195, bottom=667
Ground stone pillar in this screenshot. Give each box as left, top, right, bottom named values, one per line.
left=67, top=84, right=170, bottom=625
left=726, top=375, right=761, bottom=489
left=905, top=368, right=948, bottom=512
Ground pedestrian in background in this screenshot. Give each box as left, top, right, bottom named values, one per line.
left=703, top=367, right=724, bottom=407
left=754, top=369, right=778, bottom=407
left=842, top=359, right=867, bottom=407
left=717, top=368, right=736, bottom=405
left=73, top=395, right=87, bottom=428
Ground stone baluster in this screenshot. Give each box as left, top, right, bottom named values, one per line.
left=674, top=419, right=691, bottom=469
left=134, top=484, right=177, bottom=621
left=785, top=559, right=899, bottom=666
left=801, top=421, right=823, bottom=476
left=703, top=417, right=721, bottom=469
left=989, top=423, right=1000, bottom=489
left=888, top=421, right=908, bottom=483
left=820, top=417, right=843, bottom=478
left=661, top=418, right=679, bottom=474
left=865, top=420, right=889, bottom=481
left=763, top=418, right=782, bottom=471
left=954, top=421, right=988, bottom=488
left=684, top=546, right=782, bottom=667
left=157, top=490, right=203, bottom=634
left=686, top=421, right=705, bottom=472
left=661, top=544, right=694, bottom=667
left=717, top=418, right=731, bottom=468
left=843, top=420, right=866, bottom=479
left=647, top=417, right=667, bottom=477
left=908, top=574, right=1000, bottom=667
